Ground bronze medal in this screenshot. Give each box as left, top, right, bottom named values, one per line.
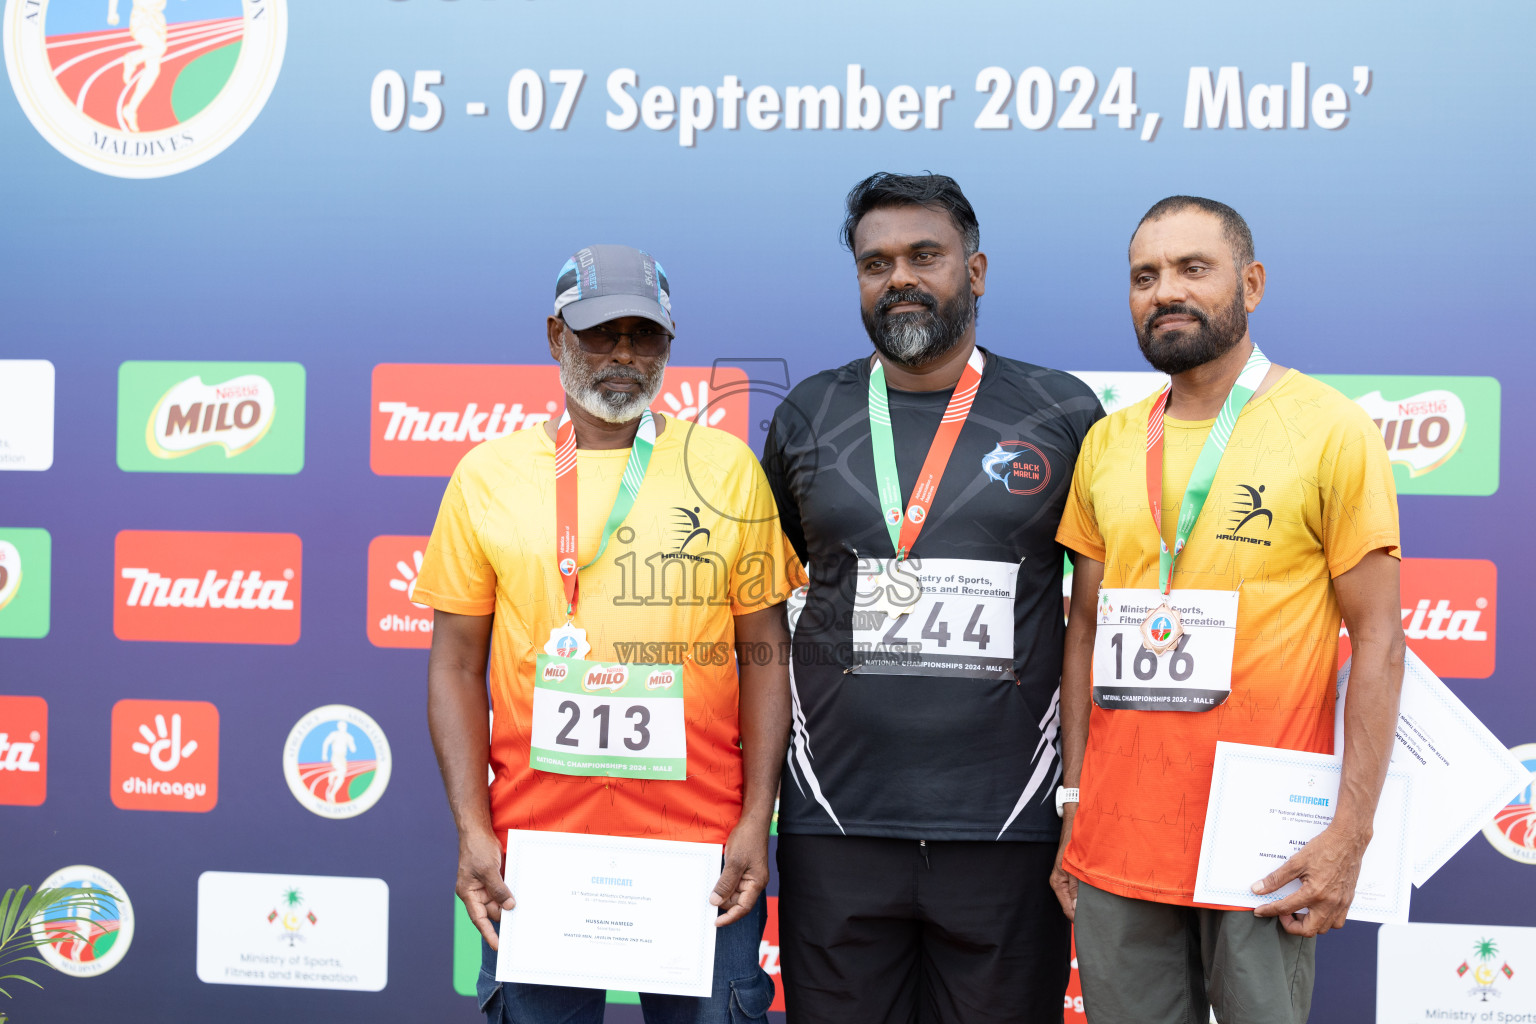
left=1139, top=602, right=1184, bottom=656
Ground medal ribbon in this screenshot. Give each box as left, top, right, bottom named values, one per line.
left=555, top=408, right=655, bottom=618
left=868, top=346, right=985, bottom=560
left=1145, top=345, right=1271, bottom=595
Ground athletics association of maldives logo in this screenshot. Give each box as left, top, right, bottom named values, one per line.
left=1483, top=742, right=1536, bottom=867
left=4, top=0, right=287, bottom=178
left=30, top=864, right=135, bottom=978
left=282, top=704, right=392, bottom=820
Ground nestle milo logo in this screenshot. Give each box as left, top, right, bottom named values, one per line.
left=1316, top=374, right=1500, bottom=497
left=644, top=669, right=677, bottom=690
left=541, top=662, right=569, bottom=683
left=118, top=361, right=306, bottom=475
left=582, top=666, right=629, bottom=692
left=1355, top=388, right=1465, bottom=478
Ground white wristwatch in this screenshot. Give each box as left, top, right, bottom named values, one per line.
left=1055, top=786, right=1080, bottom=818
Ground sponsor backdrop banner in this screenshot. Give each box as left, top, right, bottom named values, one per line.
left=1, top=1, right=1531, bottom=1021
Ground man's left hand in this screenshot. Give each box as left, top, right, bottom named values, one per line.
left=1250, top=823, right=1370, bottom=936
left=709, top=821, right=769, bottom=927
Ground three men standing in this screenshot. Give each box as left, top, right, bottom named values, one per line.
left=419, top=193, right=1405, bottom=1024
left=1053, top=197, right=1404, bottom=1024
left=763, top=173, right=1102, bottom=1022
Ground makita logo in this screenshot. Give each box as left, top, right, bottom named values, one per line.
left=1340, top=557, right=1496, bottom=679
left=0, top=733, right=41, bottom=773
left=645, top=669, right=677, bottom=690
left=120, top=568, right=294, bottom=610
left=114, top=531, right=302, bottom=645
left=582, top=666, right=629, bottom=692
left=376, top=402, right=550, bottom=443
left=542, top=663, right=569, bottom=683
left=150, top=374, right=276, bottom=457
left=371, top=363, right=752, bottom=476
left=1402, top=598, right=1487, bottom=641
left=0, top=696, right=47, bottom=806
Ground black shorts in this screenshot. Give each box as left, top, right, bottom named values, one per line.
left=776, top=834, right=1071, bottom=1024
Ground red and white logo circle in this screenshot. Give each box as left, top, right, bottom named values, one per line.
left=4, top=0, right=287, bottom=178
left=1483, top=743, right=1536, bottom=866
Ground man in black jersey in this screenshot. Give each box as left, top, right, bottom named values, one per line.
left=762, top=172, right=1103, bottom=1023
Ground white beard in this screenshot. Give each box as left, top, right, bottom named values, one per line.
left=557, top=340, right=668, bottom=424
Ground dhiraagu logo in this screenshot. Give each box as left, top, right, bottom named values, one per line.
left=1315, top=374, right=1500, bottom=496
left=117, top=361, right=304, bottom=474
left=0, top=527, right=50, bottom=639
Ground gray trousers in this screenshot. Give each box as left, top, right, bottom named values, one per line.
left=1074, top=881, right=1315, bottom=1024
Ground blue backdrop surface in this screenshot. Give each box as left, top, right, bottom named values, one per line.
left=1, top=1, right=1532, bottom=1021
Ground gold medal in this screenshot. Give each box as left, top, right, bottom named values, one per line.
left=1139, top=602, right=1183, bottom=656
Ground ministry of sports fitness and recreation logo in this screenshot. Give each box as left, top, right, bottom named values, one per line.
left=981, top=440, right=1051, bottom=496
left=1456, top=936, right=1517, bottom=1002
left=1067, top=370, right=1169, bottom=416
left=1215, top=483, right=1272, bottom=546
left=267, top=883, right=318, bottom=946
left=0, top=359, right=56, bottom=471
left=4, top=0, right=287, bottom=178
left=282, top=704, right=391, bottom=819
left=1483, top=743, right=1536, bottom=867
left=30, top=864, right=134, bottom=978
left=118, top=361, right=305, bottom=474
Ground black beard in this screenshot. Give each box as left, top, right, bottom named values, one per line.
left=862, top=285, right=976, bottom=368
left=1136, top=285, right=1248, bottom=375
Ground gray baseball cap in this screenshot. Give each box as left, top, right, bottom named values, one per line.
left=552, top=244, right=674, bottom=335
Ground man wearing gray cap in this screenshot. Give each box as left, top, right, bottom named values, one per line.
left=417, top=244, right=795, bottom=1023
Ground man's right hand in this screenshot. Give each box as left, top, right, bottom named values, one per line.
left=1049, top=805, right=1079, bottom=922
left=458, top=829, right=516, bottom=949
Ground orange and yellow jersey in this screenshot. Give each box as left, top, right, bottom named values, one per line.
left=1056, top=369, right=1400, bottom=904
left=414, top=417, right=792, bottom=848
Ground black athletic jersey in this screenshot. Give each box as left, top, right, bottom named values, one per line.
left=762, top=347, right=1103, bottom=841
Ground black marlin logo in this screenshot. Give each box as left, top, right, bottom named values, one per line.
left=1230, top=484, right=1273, bottom=534
left=672, top=506, right=712, bottom=552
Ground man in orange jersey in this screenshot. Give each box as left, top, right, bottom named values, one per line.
left=416, top=244, right=792, bottom=1023
left=1051, top=198, right=1406, bottom=1024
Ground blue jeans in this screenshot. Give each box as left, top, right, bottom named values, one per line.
left=478, top=897, right=775, bottom=1024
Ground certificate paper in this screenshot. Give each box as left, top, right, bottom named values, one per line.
left=1193, top=741, right=1413, bottom=924
left=1336, top=650, right=1535, bottom=886
left=495, top=830, right=721, bottom=997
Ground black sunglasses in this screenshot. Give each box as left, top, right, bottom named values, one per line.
left=566, top=321, right=672, bottom=357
